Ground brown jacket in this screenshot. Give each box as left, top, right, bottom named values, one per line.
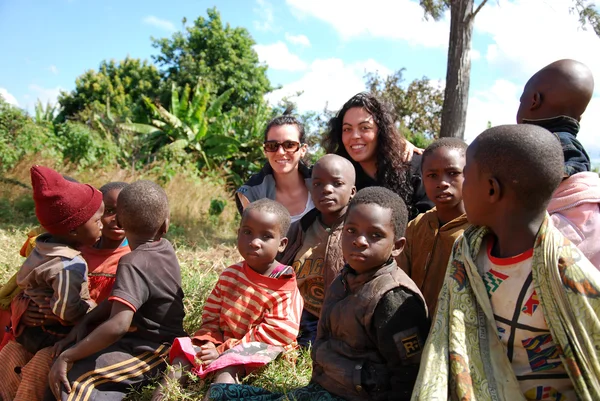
left=397, top=208, right=469, bottom=316
left=311, top=261, right=429, bottom=401
left=17, top=233, right=92, bottom=325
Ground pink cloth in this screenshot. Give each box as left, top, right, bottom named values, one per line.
left=548, top=172, right=600, bottom=269
left=169, top=337, right=283, bottom=378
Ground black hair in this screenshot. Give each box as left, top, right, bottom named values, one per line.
left=323, top=92, right=413, bottom=213
left=243, top=198, right=291, bottom=237
left=264, top=115, right=306, bottom=143
left=472, top=124, right=564, bottom=212
left=99, top=181, right=129, bottom=196
left=421, top=137, right=468, bottom=168
left=117, top=180, right=169, bottom=236
left=347, top=187, right=408, bottom=239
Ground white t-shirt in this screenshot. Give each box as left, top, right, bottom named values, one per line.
left=290, top=196, right=315, bottom=224
left=477, top=237, right=575, bottom=401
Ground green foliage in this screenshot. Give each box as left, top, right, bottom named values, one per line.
left=55, top=122, right=119, bottom=168
left=58, top=57, right=161, bottom=123
left=0, top=96, right=61, bottom=172
left=366, top=69, right=444, bottom=138
left=34, top=99, right=59, bottom=126
left=152, top=7, right=271, bottom=111
left=571, top=0, right=600, bottom=36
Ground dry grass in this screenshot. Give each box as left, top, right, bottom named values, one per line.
left=0, top=157, right=312, bottom=400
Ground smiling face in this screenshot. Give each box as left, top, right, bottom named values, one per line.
left=342, top=203, right=403, bottom=274
left=341, top=107, right=378, bottom=166
left=237, top=208, right=288, bottom=275
left=310, top=159, right=356, bottom=224
left=101, top=189, right=126, bottom=243
left=422, top=147, right=466, bottom=220
left=264, top=124, right=307, bottom=175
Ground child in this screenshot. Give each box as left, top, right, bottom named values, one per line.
left=412, top=125, right=600, bottom=400
left=154, top=199, right=303, bottom=397
left=517, top=59, right=600, bottom=269
left=2, top=181, right=132, bottom=401
left=281, top=154, right=356, bottom=347
left=398, top=138, right=469, bottom=316
left=0, top=166, right=103, bottom=399
left=46, top=180, right=186, bottom=401
left=207, top=187, right=430, bottom=401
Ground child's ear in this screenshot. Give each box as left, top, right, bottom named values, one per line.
left=531, top=92, right=542, bottom=111
left=278, top=236, right=289, bottom=252
left=157, top=217, right=169, bottom=239
left=350, top=186, right=357, bottom=198
left=488, top=177, right=502, bottom=204
left=391, top=237, right=407, bottom=258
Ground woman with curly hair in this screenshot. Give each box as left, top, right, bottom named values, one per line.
left=323, top=92, right=433, bottom=219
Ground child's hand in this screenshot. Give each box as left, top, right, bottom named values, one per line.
left=52, top=323, right=90, bottom=357
left=196, top=342, right=219, bottom=365
left=48, top=353, right=73, bottom=399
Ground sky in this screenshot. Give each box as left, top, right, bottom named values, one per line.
left=1, top=0, right=599, bottom=160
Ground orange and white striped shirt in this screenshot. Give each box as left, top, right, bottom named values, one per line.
left=193, top=261, right=303, bottom=353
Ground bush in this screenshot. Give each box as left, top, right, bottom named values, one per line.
left=55, top=122, right=119, bottom=168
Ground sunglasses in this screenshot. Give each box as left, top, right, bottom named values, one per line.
left=263, top=140, right=302, bottom=153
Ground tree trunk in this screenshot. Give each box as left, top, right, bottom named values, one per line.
left=439, top=0, right=475, bottom=138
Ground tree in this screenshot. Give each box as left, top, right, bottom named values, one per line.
left=366, top=69, right=444, bottom=138
left=152, top=7, right=271, bottom=111
left=420, top=0, right=600, bottom=138
left=57, top=57, right=161, bottom=123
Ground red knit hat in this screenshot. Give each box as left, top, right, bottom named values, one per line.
left=30, top=165, right=103, bottom=235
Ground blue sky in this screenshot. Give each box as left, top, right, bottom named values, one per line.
left=1, top=0, right=599, bottom=158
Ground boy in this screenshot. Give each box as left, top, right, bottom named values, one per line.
left=206, top=187, right=430, bottom=401
left=412, top=125, right=600, bottom=400
left=281, top=154, right=356, bottom=346
left=398, top=138, right=469, bottom=316
left=0, top=166, right=103, bottom=399
left=517, top=59, right=600, bottom=269
left=154, top=199, right=302, bottom=398
left=46, top=180, right=186, bottom=401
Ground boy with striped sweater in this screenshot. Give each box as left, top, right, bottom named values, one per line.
left=156, top=199, right=303, bottom=397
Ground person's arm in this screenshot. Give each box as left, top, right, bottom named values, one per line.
left=371, top=289, right=430, bottom=401
left=192, top=279, right=225, bottom=346
left=49, top=261, right=94, bottom=323
left=48, top=301, right=134, bottom=398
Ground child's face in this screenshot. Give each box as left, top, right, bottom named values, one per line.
left=462, top=146, right=490, bottom=226
left=74, top=203, right=104, bottom=247
left=310, top=162, right=356, bottom=219
left=422, top=147, right=465, bottom=214
left=238, top=209, right=287, bottom=274
left=342, top=203, right=404, bottom=274
left=101, top=189, right=125, bottom=242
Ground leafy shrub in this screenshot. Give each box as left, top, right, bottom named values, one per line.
left=55, top=122, right=119, bottom=168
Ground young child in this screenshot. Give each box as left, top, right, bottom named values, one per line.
left=517, top=59, right=600, bottom=269
left=1, top=181, right=132, bottom=401
left=412, top=125, right=600, bottom=400
left=280, top=154, right=356, bottom=347
left=154, top=199, right=303, bottom=397
left=207, top=187, right=430, bottom=401
left=398, top=138, right=469, bottom=316
left=46, top=180, right=186, bottom=401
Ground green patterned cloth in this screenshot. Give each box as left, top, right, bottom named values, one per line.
left=412, top=215, right=600, bottom=401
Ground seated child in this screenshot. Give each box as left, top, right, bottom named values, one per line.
left=46, top=180, right=186, bottom=401
left=398, top=138, right=469, bottom=316
left=0, top=181, right=132, bottom=401
left=154, top=199, right=303, bottom=398
left=280, top=154, right=356, bottom=347
left=517, top=59, right=600, bottom=269
left=412, top=125, right=600, bottom=400
left=207, top=187, right=430, bottom=401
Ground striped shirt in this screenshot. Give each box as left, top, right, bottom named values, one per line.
left=193, top=261, right=303, bottom=353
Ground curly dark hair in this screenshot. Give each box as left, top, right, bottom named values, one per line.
left=264, top=115, right=306, bottom=143
left=322, top=92, right=413, bottom=209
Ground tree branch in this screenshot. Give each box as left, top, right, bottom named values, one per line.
left=472, top=0, right=490, bottom=19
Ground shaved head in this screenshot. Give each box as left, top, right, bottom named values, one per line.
left=517, top=59, right=594, bottom=123
left=312, top=154, right=356, bottom=185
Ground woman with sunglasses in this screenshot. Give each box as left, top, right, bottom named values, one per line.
left=236, top=115, right=314, bottom=223
left=323, top=92, right=433, bottom=219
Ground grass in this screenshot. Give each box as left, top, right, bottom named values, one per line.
left=0, top=158, right=312, bottom=400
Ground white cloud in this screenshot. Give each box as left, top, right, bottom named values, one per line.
left=285, top=33, right=311, bottom=47
left=48, top=65, right=59, bottom=75
left=28, top=84, right=62, bottom=109
left=471, top=49, right=481, bottom=61
left=266, top=58, right=391, bottom=111
left=253, top=41, right=307, bottom=71
left=143, top=16, right=176, bottom=33
left=0, top=88, right=19, bottom=106
left=286, top=0, right=449, bottom=47
left=475, top=0, right=600, bottom=82
left=254, top=0, right=275, bottom=32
